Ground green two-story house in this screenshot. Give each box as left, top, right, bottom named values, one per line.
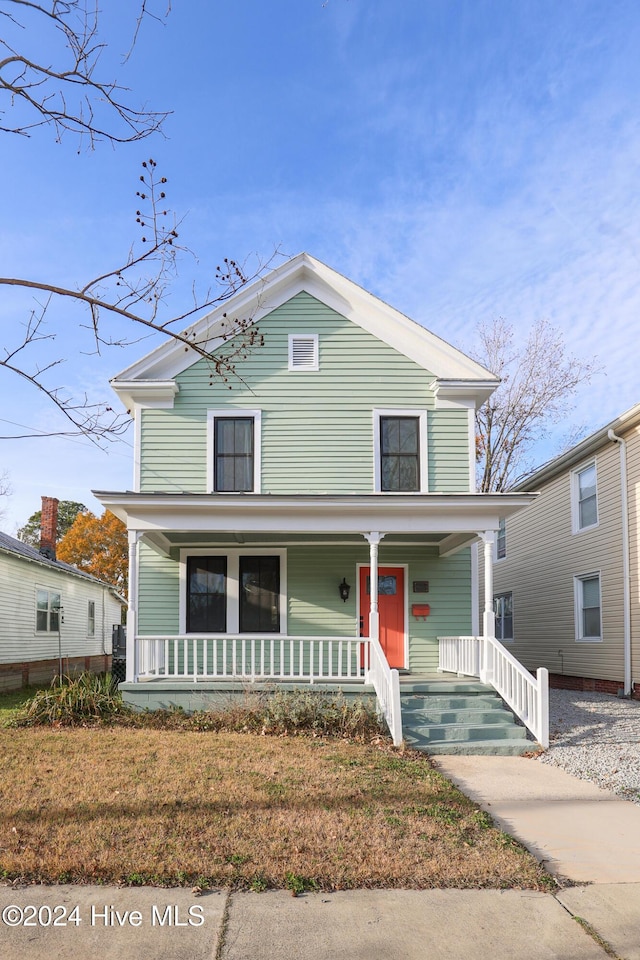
left=96, top=253, right=541, bottom=746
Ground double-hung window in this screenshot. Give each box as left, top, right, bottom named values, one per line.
left=494, top=592, right=513, bottom=641
left=374, top=410, right=427, bottom=492
left=575, top=573, right=602, bottom=641
left=36, top=588, right=61, bottom=633
left=572, top=462, right=598, bottom=532
left=207, top=410, right=262, bottom=493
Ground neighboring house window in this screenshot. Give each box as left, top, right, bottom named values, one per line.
left=374, top=410, right=427, bottom=492
left=288, top=334, right=319, bottom=371
left=87, top=600, right=96, bottom=637
left=187, top=557, right=227, bottom=632
left=572, top=462, right=598, bottom=532
left=184, top=551, right=284, bottom=634
left=575, top=573, right=602, bottom=641
left=496, top=518, right=506, bottom=560
left=494, top=592, right=513, bottom=641
left=207, top=410, right=262, bottom=493
left=36, top=588, right=61, bottom=632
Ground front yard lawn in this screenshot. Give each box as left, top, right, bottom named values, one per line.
left=0, top=727, right=552, bottom=891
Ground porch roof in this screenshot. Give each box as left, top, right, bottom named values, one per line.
left=94, top=491, right=536, bottom=557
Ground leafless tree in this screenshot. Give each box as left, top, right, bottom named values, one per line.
left=473, top=317, right=598, bottom=491
left=0, top=4, right=271, bottom=442
left=0, top=468, right=11, bottom=520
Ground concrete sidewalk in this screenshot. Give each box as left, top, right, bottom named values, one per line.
left=3, top=756, right=640, bottom=959
left=2, top=884, right=638, bottom=960
left=432, top=755, right=640, bottom=883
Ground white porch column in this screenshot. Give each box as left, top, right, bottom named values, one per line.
left=126, top=531, right=141, bottom=683
left=480, top=530, right=495, bottom=683
left=365, top=532, right=384, bottom=643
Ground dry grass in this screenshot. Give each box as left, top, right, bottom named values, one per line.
left=0, top=728, right=552, bottom=891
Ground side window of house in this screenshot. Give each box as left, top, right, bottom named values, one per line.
left=87, top=600, right=96, bottom=637
left=575, top=573, right=601, bottom=641
left=496, top=518, right=506, bottom=560
left=573, top=462, right=598, bottom=532
left=36, top=588, right=61, bottom=632
left=494, top=592, right=513, bottom=641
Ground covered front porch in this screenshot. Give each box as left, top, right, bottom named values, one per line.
left=97, top=491, right=546, bottom=746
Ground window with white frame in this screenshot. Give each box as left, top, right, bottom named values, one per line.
left=572, top=461, right=598, bottom=532
left=574, top=573, right=602, bottom=641
left=207, top=410, right=262, bottom=493
left=183, top=550, right=285, bottom=634
left=496, top=518, right=506, bottom=560
left=374, top=409, right=428, bottom=492
left=87, top=600, right=96, bottom=637
left=288, top=334, right=319, bottom=371
left=494, top=592, right=513, bottom=641
left=36, top=588, right=61, bottom=633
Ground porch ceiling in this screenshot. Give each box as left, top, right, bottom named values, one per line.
left=95, top=491, right=536, bottom=556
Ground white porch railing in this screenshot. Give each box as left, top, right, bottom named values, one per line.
left=438, top=635, right=549, bottom=748
left=135, top=634, right=368, bottom=684
left=365, top=634, right=403, bottom=746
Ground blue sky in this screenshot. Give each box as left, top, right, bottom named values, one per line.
left=1, top=0, right=639, bottom=531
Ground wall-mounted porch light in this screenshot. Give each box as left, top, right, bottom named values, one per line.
left=339, top=578, right=351, bottom=602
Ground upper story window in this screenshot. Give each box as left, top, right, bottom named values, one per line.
left=207, top=410, right=262, bottom=493
left=374, top=410, right=428, bottom=492
left=496, top=518, right=506, bottom=560
left=574, top=572, right=601, bottom=641
left=494, top=592, right=513, bottom=641
left=288, top=334, right=319, bottom=371
left=572, top=461, right=598, bottom=532
left=36, top=588, right=61, bottom=633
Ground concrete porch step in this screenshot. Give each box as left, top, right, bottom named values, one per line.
left=400, top=685, right=532, bottom=756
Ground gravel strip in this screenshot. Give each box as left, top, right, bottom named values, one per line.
left=537, top=689, right=640, bottom=803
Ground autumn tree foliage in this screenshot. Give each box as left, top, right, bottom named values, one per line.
left=57, top=509, right=128, bottom=595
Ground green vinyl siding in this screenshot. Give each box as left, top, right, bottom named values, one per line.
left=137, top=543, right=179, bottom=635
left=139, top=292, right=471, bottom=494
left=136, top=541, right=471, bottom=674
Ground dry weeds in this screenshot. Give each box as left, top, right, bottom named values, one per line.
left=0, top=728, right=552, bottom=891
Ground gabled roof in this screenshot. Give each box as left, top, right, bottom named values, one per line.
left=0, top=530, right=124, bottom=600
left=110, top=253, right=498, bottom=408
left=515, top=402, right=640, bottom=491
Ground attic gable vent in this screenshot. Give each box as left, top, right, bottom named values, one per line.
left=288, top=334, right=319, bottom=371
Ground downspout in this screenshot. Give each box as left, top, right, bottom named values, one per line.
left=608, top=429, right=632, bottom=696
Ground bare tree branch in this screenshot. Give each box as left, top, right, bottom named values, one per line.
left=0, top=0, right=169, bottom=146
left=0, top=159, right=273, bottom=442
left=473, top=317, right=599, bottom=491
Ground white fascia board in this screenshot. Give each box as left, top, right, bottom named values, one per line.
left=111, top=380, right=179, bottom=414
left=515, top=402, right=640, bottom=491
left=109, top=253, right=499, bottom=386
left=94, top=491, right=536, bottom=537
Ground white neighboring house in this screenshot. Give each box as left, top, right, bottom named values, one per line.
left=0, top=498, right=125, bottom=692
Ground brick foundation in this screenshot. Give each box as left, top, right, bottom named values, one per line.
left=549, top=672, right=640, bottom=700
left=0, top=655, right=112, bottom=693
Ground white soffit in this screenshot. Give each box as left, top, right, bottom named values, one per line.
left=110, top=253, right=497, bottom=387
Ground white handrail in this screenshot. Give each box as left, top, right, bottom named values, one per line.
left=438, top=635, right=549, bottom=748
left=366, top=634, right=402, bottom=746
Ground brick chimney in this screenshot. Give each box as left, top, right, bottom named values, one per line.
left=39, top=496, right=59, bottom=561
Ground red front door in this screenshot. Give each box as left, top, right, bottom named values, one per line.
left=359, top=566, right=405, bottom=669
